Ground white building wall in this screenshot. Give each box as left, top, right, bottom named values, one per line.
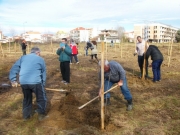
left=0, top=32, right=2, bottom=40
left=80, top=30, right=89, bottom=42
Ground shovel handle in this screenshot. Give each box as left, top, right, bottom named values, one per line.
left=78, top=85, right=118, bottom=109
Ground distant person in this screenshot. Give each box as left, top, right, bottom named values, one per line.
left=110, top=40, right=114, bottom=47
left=134, top=36, right=149, bottom=79
left=90, top=41, right=98, bottom=62
left=70, top=40, right=79, bottom=64
left=9, top=47, right=47, bottom=121
left=21, top=39, right=27, bottom=55
left=85, top=41, right=92, bottom=56
left=56, top=38, right=72, bottom=85
left=98, top=60, right=133, bottom=111
left=145, top=40, right=163, bottom=82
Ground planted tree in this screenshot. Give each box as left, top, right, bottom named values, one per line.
left=175, top=30, right=180, bottom=43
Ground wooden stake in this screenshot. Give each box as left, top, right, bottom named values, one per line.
left=101, top=40, right=105, bottom=130
left=15, top=42, right=17, bottom=54
left=51, top=38, right=53, bottom=53
left=0, top=42, right=4, bottom=57
left=105, top=40, right=107, bottom=60
left=168, top=39, right=173, bottom=67
left=142, top=41, right=148, bottom=80
left=9, top=41, right=10, bottom=53
left=120, top=38, right=123, bottom=58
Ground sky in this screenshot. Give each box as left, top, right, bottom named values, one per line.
left=0, top=0, right=180, bottom=36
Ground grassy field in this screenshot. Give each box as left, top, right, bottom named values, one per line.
left=0, top=42, right=180, bottom=135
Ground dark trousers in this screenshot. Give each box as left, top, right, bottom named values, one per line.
left=138, top=55, right=148, bottom=77
left=60, top=61, right=70, bottom=83
left=91, top=54, right=98, bottom=61
left=71, top=54, right=78, bottom=63
left=104, top=77, right=132, bottom=100
left=152, top=60, right=163, bottom=81
left=21, top=84, right=47, bottom=119
left=22, top=49, right=26, bottom=55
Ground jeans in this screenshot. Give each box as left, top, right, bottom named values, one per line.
left=60, top=61, right=70, bottom=83
left=138, top=55, right=148, bottom=77
left=85, top=49, right=88, bottom=56
left=22, top=49, right=26, bottom=55
left=152, top=60, right=163, bottom=81
left=21, top=84, right=47, bottom=119
left=104, top=77, right=132, bottom=100
left=71, top=54, right=78, bottom=63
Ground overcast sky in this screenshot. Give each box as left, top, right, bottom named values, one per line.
left=0, top=0, right=180, bottom=36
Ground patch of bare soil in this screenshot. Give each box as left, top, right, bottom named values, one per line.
left=0, top=44, right=180, bottom=134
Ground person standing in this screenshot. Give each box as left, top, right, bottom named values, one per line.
left=70, top=40, right=79, bottom=64
left=9, top=47, right=47, bottom=121
left=145, top=42, right=163, bottom=82
left=111, top=40, right=114, bottom=47
left=90, top=41, right=98, bottom=62
left=21, top=39, right=27, bottom=55
left=134, top=36, right=149, bottom=79
left=98, top=60, right=133, bottom=111
left=56, top=38, right=72, bottom=85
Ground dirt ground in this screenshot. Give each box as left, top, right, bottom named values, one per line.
left=0, top=43, right=180, bottom=135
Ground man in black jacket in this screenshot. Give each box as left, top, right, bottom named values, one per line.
left=145, top=42, right=163, bottom=82
left=21, top=39, right=27, bottom=55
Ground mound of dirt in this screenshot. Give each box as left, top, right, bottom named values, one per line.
left=58, top=93, right=103, bottom=128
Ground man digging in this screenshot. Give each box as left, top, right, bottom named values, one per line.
left=98, top=60, right=133, bottom=111
left=9, top=47, right=48, bottom=121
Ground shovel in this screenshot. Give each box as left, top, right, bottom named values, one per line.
left=78, top=85, right=118, bottom=109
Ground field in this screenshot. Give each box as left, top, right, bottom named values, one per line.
left=0, top=42, right=180, bottom=135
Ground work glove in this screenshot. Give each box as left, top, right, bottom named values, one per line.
left=133, top=53, right=137, bottom=56
left=11, top=81, right=18, bottom=87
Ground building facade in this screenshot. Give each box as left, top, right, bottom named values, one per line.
left=22, top=31, right=42, bottom=43
left=97, top=29, right=120, bottom=43
left=0, top=31, right=2, bottom=40
left=134, top=23, right=179, bottom=43
left=124, top=31, right=134, bottom=42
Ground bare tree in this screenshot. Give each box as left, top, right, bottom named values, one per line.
left=116, top=26, right=125, bottom=41
left=9, top=28, right=17, bottom=37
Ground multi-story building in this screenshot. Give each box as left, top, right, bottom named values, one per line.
left=124, top=31, right=134, bottom=42
left=70, top=27, right=89, bottom=42
left=70, top=27, right=99, bottom=42
left=56, top=30, right=69, bottom=39
left=97, top=29, right=120, bottom=43
left=22, top=31, right=42, bottom=43
left=0, top=31, right=2, bottom=40
left=134, top=23, right=179, bottom=43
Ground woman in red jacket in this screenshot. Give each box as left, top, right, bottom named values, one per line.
left=70, top=40, right=79, bottom=64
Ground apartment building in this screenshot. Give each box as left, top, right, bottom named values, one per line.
left=124, top=31, right=134, bottom=42
left=98, top=29, right=120, bottom=43
left=69, top=27, right=101, bottom=42
left=0, top=31, right=2, bottom=40
left=134, top=23, right=179, bottom=43
left=22, top=31, right=42, bottom=43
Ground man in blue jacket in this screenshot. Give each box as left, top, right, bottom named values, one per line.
left=57, top=38, right=72, bottom=85
left=98, top=60, right=133, bottom=111
left=9, top=47, right=47, bottom=121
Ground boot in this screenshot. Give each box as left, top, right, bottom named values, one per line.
left=127, top=99, right=133, bottom=111
left=104, top=98, right=111, bottom=106
left=38, top=114, right=49, bottom=121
